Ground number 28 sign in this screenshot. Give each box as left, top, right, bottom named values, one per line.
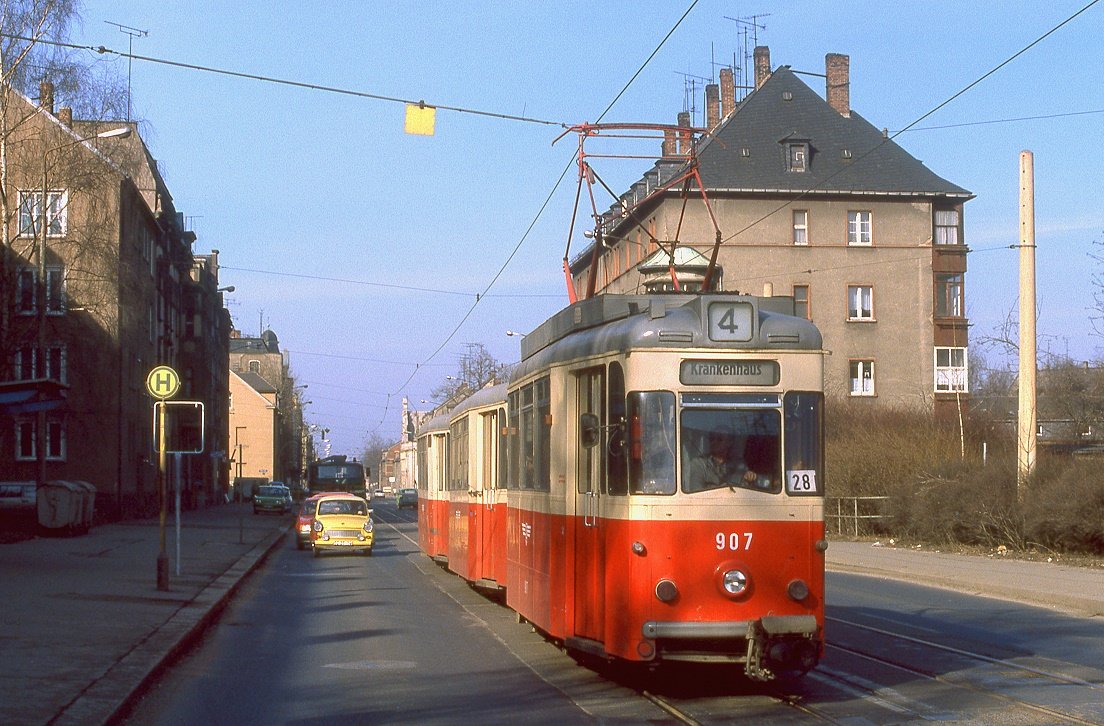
left=786, top=470, right=819, bottom=495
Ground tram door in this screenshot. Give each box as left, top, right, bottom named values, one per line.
left=476, top=409, right=499, bottom=582
left=574, top=369, right=606, bottom=642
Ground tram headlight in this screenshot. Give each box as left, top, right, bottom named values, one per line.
left=722, top=569, right=749, bottom=596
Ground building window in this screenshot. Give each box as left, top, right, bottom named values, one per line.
left=935, top=210, right=960, bottom=245
left=935, top=273, right=964, bottom=318
left=787, top=143, right=808, bottom=172
left=793, top=284, right=810, bottom=320
left=17, top=269, right=35, bottom=314
left=15, top=266, right=64, bottom=313
left=793, top=210, right=809, bottom=245
left=848, top=210, right=872, bottom=246
left=935, top=347, right=968, bottom=393
left=19, top=190, right=68, bottom=237
left=248, top=360, right=260, bottom=374
left=849, top=360, right=875, bottom=397
left=15, top=418, right=66, bottom=460
left=847, top=285, right=874, bottom=321
left=14, top=345, right=66, bottom=382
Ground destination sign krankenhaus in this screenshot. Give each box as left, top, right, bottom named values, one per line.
left=680, top=359, right=780, bottom=386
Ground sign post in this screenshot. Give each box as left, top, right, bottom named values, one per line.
left=147, top=365, right=180, bottom=591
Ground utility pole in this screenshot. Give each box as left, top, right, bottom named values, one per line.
left=1017, top=150, right=1037, bottom=502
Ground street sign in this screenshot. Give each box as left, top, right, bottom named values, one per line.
left=153, top=401, right=205, bottom=453
left=146, top=365, right=181, bottom=399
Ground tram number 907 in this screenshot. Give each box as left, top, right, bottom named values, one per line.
left=716, top=532, right=753, bottom=551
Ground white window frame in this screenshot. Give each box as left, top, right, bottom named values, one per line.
left=847, top=285, right=874, bottom=321
left=13, top=345, right=66, bottom=382
left=849, top=360, right=875, bottom=397
left=848, top=210, right=873, bottom=246
left=17, top=268, right=35, bottom=314
left=18, top=189, right=68, bottom=238
left=793, top=210, right=809, bottom=245
left=787, top=143, right=808, bottom=172
left=15, top=417, right=66, bottom=461
left=46, top=265, right=65, bottom=314
left=935, top=209, right=960, bottom=245
left=934, top=347, right=968, bottom=393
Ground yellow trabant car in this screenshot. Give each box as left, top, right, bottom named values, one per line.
left=310, top=494, right=374, bottom=557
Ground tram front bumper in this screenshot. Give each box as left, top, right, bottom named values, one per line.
left=642, top=615, right=820, bottom=680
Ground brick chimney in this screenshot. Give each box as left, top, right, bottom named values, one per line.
left=39, top=80, right=54, bottom=114
left=719, top=68, right=735, bottom=117
left=677, top=111, right=692, bottom=155
left=754, top=46, right=771, bottom=89
left=826, top=53, right=850, bottom=117
left=705, top=83, right=720, bottom=129
left=58, top=107, right=73, bottom=127
left=662, top=128, right=676, bottom=157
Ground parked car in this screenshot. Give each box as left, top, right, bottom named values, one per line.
left=253, top=484, right=293, bottom=515
left=396, top=488, right=417, bottom=510
left=311, top=494, right=374, bottom=556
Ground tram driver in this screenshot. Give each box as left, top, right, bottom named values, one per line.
left=684, top=428, right=775, bottom=492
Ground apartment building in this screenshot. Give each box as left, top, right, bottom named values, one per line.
left=571, top=48, right=973, bottom=416
left=0, top=82, right=231, bottom=517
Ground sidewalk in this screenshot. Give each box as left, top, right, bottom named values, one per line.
left=0, top=501, right=288, bottom=726
left=825, top=539, right=1104, bottom=617
left=1, top=511, right=1102, bottom=726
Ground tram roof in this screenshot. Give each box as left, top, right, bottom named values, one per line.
left=514, top=293, right=821, bottom=380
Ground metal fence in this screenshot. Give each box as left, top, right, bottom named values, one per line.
left=826, top=495, right=890, bottom=537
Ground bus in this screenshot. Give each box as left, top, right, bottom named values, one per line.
left=307, top=455, right=368, bottom=497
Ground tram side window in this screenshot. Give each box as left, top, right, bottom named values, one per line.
left=577, top=367, right=605, bottom=495
left=607, top=363, right=628, bottom=496
left=783, top=391, right=824, bottom=497
left=628, top=391, right=676, bottom=495
left=450, top=417, right=469, bottom=492
left=514, top=378, right=551, bottom=492
left=507, top=390, right=520, bottom=489
left=497, top=407, right=509, bottom=490
left=536, top=377, right=551, bottom=492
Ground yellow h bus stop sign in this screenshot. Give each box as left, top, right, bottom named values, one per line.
left=146, top=365, right=181, bottom=400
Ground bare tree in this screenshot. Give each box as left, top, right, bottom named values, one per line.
left=430, top=342, right=511, bottom=404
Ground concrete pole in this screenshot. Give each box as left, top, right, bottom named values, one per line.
left=1017, top=151, right=1037, bottom=501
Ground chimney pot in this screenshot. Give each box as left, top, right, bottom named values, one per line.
left=676, top=111, right=691, bottom=155
left=826, top=53, right=850, bottom=117
left=705, top=83, right=720, bottom=130
left=719, top=68, right=735, bottom=116
left=39, top=80, right=54, bottom=114
left=662, top=128, right=676, bottom=158
left=58, top=107, right=72, bottom=127
left=754, top=46, right=771, bottom=89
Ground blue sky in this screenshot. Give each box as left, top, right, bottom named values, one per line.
left=70, top=1, right=1104, bottom=456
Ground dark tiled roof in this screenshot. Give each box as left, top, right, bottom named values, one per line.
left=695, top=66, right=972, bottom=197
left=237, top=371, right=277, bottom=394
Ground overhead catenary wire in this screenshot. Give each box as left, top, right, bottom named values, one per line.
left=0, top=33, right=570, bottom=128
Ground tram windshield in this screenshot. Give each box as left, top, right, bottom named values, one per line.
left=680, top=405, right=782, bottom=494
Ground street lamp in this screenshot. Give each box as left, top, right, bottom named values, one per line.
left=36, top=126, right=132, bottom=521
left=217, top=285, right=235, bottom=293
left=506, top=330, right=528, bottom=337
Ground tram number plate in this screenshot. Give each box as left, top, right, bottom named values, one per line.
left=707, top=301, right=754, bottom=342
left=786, top=470, right=818, bottom=495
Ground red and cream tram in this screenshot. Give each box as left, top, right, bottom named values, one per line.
left=419, top=292, right=825, bottom=680
left=415, top=412, right=450, bottom=561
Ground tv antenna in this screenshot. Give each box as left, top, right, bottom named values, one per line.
left=673, top=71, right=710, bottom=126
left=104, top=21, right=148, bottom=121
left=724, top=13, right=770, bottom=100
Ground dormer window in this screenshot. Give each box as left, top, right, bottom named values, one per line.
left=787, top=142, right=808, bottom=172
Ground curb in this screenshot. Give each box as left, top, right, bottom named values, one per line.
left=54, top=525, right=289, bottom=726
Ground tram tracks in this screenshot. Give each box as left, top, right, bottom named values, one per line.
left=824, top=615, right=1103, bottom=724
